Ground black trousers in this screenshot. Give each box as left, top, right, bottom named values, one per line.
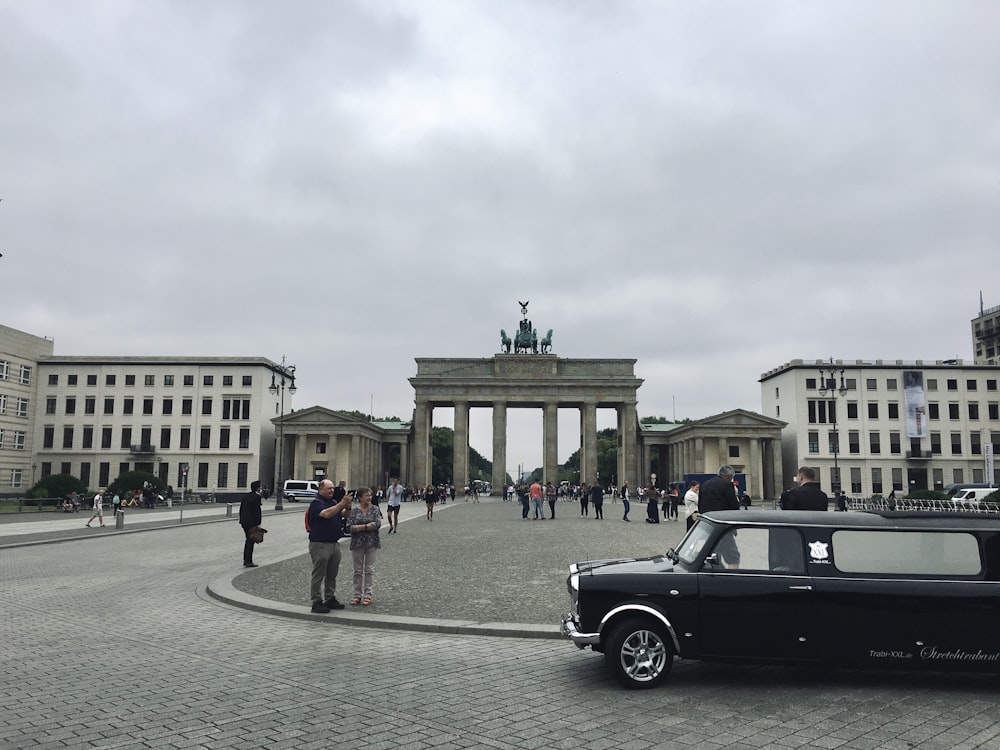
left=242, top=526, right=255, bottom=563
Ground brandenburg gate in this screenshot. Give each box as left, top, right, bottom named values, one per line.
left=409, top=355, right=643, bottom=490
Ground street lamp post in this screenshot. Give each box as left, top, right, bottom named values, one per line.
left=818, top=358, right=848, bottom=494
left=269, top=357, right=297, bottom=511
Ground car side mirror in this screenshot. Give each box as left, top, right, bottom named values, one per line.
left=702, top=553, right=720, bottom=569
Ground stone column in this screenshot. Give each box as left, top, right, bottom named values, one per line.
left=491, top=401, right=507, bottom=494
left=543, top=402, right=558, bottom=484
left=412, top=400, right=430, bottom=489
left=453, top=400, right=469, bottom=489
left=772, top=438, right=784, bottom=500
left=695, top=437, right=705, bottom=473
left=350, top=434, right=362, bottom=488
left=398, top=441, right=409, bottom=486
left=581, top=402, right=598, bottom=486
left=750, top=438, right=762, bottom=500
left=619, top=401, right=638, bottom=487
left=718, top=437, right=728, bottom=469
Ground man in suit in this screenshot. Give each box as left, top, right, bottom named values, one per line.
left=781, top=466, right=829, bottom=511
left=239, top=480, right=263, bottom=567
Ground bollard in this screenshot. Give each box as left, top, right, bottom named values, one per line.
left=226, top=503, right=234, bottom=518
left=115, top=509, right=125, bottom=530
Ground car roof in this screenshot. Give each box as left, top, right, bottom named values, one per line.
left=701, top=510, right=1000, bottom=531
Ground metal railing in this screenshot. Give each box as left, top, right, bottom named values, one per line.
left=846, top=497, right=1000, bottom=514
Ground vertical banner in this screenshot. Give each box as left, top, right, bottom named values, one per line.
left=903, top=370, right=927, bottom=438
left=986, top=439, right=995, bottom=485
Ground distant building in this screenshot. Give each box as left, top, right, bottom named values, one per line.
left=760, top=358, right=1000, bottom=495
left=0, top=325, right=54, bottom=494
left=973, top=298, right=1000, bottom=365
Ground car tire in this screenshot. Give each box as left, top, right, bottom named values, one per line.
left=604, top=616, right=672, bottom=689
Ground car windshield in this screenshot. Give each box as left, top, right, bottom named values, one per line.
left=676, top=521, right=714, bottom=566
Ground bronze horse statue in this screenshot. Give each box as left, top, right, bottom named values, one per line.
left=500, top=329, right=512, bottom=354
left=539, top=329, right=553, bottom=353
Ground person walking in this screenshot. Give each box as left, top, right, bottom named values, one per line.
left=546, top=481, right=557, bottom=519
left=385, top=478, right=403, bottom=533
left=668, top=485, right=680, bottom=521
left=239, top=480, right=264, bottom=567
left=346, top=487, right=382, bottom=606
left=517, top=484, right=530, bottom=519
left=684, top=481, right=700, bottom=530
left=579, top=483, right=590, bottom=517
left=620, top=481, right=631, bottom=521
left=590, top=482, right=604, bottom=520
left=307, top=480, right=352, bottom=613
left=424, top=484, right=437, bottom=521
left=85, top=489, right=106, bottom=527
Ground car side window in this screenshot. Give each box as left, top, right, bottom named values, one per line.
left=704, top=527, right=805, bottom=574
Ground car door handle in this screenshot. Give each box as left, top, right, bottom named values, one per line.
left=788, top=585, right=813, bottom=591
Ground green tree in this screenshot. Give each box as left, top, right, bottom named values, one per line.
left=428, top=426, right=493, bottom=486
left=27, top=473, right=88, bottom=499
left=107, top=471, right=164, bottom=499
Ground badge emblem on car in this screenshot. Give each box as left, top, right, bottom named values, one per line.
left=808, top=541, right=829, bottom=560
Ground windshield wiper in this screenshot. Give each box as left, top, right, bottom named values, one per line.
left=665, top=547, right=679, bottom=563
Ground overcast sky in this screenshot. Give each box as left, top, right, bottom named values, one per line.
left=2, top=1, right=998, bottom=475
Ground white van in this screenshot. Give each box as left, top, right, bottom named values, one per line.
left=283, top=480, right=319, bottom=502
left=951, top=487, right=999, bottom=507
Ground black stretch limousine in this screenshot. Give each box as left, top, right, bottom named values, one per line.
left=561, top=511, right=1000, bottom=688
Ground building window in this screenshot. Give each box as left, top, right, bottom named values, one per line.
left=869, top=432, right=881, bottom=454
left=316, top=442, right=326, bottom=454
left=12, top=431, right=26, bottom=450
left=42, top=427, right=54, bottom=449
left=200, top=428, right=211, bottom=449
left=67, top=374, right=78, bottom=386
left=989, top=403, right=999, bottom=420
left=143, top=398, right=154, bottom=415
left=0, top=394, right=5, bottom=415
left=164, top=374, right=174, bottom=387
left=886, top=379, right=898, bottom=390
left=845, top=378, right=857, bottom=390
left=847, top=402, right=858, bottom=419
left=808, top=431, right=819, bottom=453
left=948, top=403, right=960, bottom=420
left=87, top=374, right=97, bottom=386
left=18, top=365, right=31, bottom=385
left=951, top=432, right=962, bottom=455
left=140, top=427, right=152, bottom=449
left=101, top=428, right=112, bottom=449
left=222, top=398, right=250, bottom=420
left=48, top=373, right=58, bottom=385
left=9, top=469, right=22, bottom=488
left=871, top=468, right=883, bottom=494
left=220, top=427, right=230, bottom=449
left=969, top=403, right=979, bottom=420
left=162, top=398, right=173, bottom=415
left=237, top=462, right=248, bottom=487
left=987, top=379, right=997, bottom=391
left=106, top=374, right=116, bottom=386
left=184, top=375, right=194, bottom=386
left=182, top=398, right=193, bottom=415
left=63, top=427, right=74, bottom=449
left=887, top=402, right=899, bottom=419
left=65, top=397, right=76, bottom=415
left=932, top=468, right=943, bottom=490
left=947, top=379, right=958, bottom=391
left=889, top=432, right=901, bottom=454
left=850, top=467, right=862, bottom=493
left=123, top=398, right=134, bottom=415
left=204, top=375, right=214, bottom=386
left=179, top=428, right=191, bottom=450
left=926, top=379, right=938, bottom=390
left=40, top=462, right=51, bottom=478
left=202, top=398, right=212, bottom=416
left=223, top=375, right=233, bottom=386
left=928, top=403, right=939, bottom=420
left=866, top=378, right=877, bottom=390
left=867, top=403, right=879, bottom=419
left=0, top=360, right=9, bottom=380
left=119, top=462, right=130, bottom=477
left=805, top=378, right=817, bottom=390
left=239, top=428, right=250, bottom=450
left=197, top=463, right=209, bottom=488
left=971, top=432, right=982, bottom=455
left=46, top=397, right=56, bottom=415
left=84, top=397, right=95, bottom=415
left=217, top=463, right=229, bottom=488
left=967, top=379, right=977, bottom=391
left=60, top=462, right=71, bottom=475
left=104, top=398, right=114, bottom=415
left=160, top=427, right=171, bottom=449
left=125, top=374, right=136, bottom=386
left=972, top=468, right=985, bottom=483
left=99, top=462, right=110, bottom=487
left=82, top=427, right=93, bottom=449
left=848, top=431, right=860, bottom=454
left=808, top=400, right=834, bottom=424
left=242, top=376, right=252, bottom=387
left=121, top=427, right=132, bottom=450
left=144, top=374, right=154, bottom=386
left=892, top=468, right=903, bottom=491
left=14, top=397, right=28, bottom=418
left=930, top=432, right=941, bottom=454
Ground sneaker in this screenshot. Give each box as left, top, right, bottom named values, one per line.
left=324, top=597, right=346, bottom=610
left=243, top=562, right=258, bottom=568
left=311, top=601, right=331, bottom=614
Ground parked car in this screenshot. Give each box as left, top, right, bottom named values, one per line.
left=560, top=510, right=1000, bottom=689
left=282, top=480, right=319, bottom=503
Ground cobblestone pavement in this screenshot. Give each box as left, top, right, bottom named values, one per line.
left=3, top=498, right=1000, bottom=749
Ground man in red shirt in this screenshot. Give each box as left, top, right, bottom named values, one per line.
left=529, top=479, right=544, bottom=520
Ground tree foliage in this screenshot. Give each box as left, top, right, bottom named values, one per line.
left=107, top=471, right=164, bottom=498
left=428, top=426, right=493, bottom=486
left=27, top=473, right=88, bottom=499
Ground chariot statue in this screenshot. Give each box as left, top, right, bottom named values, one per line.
left=499, top=301, right=552, bottom=355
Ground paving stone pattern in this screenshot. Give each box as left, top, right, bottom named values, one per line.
left=2, top=499, right=999, bottom=749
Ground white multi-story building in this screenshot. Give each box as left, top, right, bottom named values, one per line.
left=973, top=300, right=1000, bottom=366
left=0, top=325, right=55, bottom=495
left=760, top=358, right=1000, bottom=496
left=31, top=356, right=293, bottom=500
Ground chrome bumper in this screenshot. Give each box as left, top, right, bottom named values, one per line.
left=561, top=613, right=600, bottom=648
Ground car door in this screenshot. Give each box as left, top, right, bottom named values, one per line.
left=697, top=526, right=819, bottom=662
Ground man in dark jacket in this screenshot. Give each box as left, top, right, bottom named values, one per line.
left=239, top=480, right=263, bottom=567
left=781, top=466, right=829, bottom=510
left=698, top=465, right=740, bottom=514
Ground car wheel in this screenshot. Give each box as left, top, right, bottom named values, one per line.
left=604, top=616, right=672, bottom=689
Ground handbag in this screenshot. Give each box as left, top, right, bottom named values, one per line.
left=248, top=526, right=267, bottom=544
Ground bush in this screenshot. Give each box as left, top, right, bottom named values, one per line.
left=903, top=489, right=949, bottom=502
left=27, top=473, right=88, bottom=500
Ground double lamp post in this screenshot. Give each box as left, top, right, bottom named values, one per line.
left=818, top=358, right=848, bottom=494
left=270, top=357, right=296, bottom=511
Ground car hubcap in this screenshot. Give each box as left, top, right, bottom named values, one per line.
left=620, top=629, right=667, bottom=682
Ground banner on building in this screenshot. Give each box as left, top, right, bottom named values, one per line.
left=987, top=439, right=995, bottom=485
left=903, top=370, right=927, bottom=438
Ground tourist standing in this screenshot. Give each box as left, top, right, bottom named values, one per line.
left=239, top=480, right=263, bottom=567
left=684, top=481, right=700, bottom=530
left=620, top=481, right=631, bottom=522
left=424, top=484, right=437, bottom=521
left=346, top=487, right=382, bottom=605
left=590, top=482, right=604, bottom=520
left=529, top=479, right=544, bottom=520
left=307, top=481, right=352, bottom=613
